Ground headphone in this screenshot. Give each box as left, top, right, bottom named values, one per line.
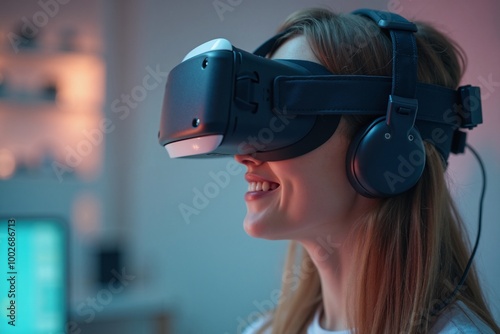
left=345, top=9, right=425, bottom=197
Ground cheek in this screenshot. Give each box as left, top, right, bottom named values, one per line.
left=280, top=164, right=357, bottom=225
left=279, top=175, right=334, bottom=223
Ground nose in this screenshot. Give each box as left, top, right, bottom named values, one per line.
left=234, top=154, right=264, bottom=167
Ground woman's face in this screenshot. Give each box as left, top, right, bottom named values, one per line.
left=235, top=36, right=377, bottom=242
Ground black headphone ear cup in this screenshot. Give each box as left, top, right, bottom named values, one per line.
left=346, top=117, right=426, bottom=198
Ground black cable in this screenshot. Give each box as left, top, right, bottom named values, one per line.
left=433, top=144, right=486, bottom=314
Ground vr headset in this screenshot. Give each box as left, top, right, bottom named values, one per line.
left=158, top=9, right=483, bottom=197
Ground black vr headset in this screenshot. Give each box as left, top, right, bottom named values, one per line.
left=158, top=9, right=483, bottom=197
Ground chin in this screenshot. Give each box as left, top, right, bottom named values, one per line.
left=243, top=217, right=269, bottom=238
left=243, top=215, right=289, bottom=241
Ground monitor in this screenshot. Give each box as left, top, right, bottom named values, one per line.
left=0, top=217, right=67, bottom=333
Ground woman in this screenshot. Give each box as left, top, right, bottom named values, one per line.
left=235, top=8, right=499, bottom=334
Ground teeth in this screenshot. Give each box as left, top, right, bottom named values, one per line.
left=248, top=181, right=279, bottom=192
left=262, top=182, right=270, bottom=191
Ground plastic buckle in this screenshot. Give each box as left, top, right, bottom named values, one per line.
left=386, top=94, right=418, bottom=126
left=451, top=130, right=467, bottom=154
left=352, top=9, right=418, bottom=32
left=376, top=16, right=417, bottom=32
left=459, top=85, right=482, bottom=129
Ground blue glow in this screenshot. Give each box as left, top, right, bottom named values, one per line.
left=0, top=218, right=66, bottom=333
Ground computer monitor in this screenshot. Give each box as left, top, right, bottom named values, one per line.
left=0, top=217, right=67, bottom=333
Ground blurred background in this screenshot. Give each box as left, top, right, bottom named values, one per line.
left=0, top=0, right=499, bottom=333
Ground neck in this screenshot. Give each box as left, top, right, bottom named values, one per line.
left=301, top=237, right=353, bottom=331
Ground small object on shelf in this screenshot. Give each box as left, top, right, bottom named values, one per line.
left=96, top=246, right=123, bottom=286
left=13, top=20, right=40, bottom=50
left=59, top=26, right=79, bottom=52
left=42, top=81, right=58, bottom=101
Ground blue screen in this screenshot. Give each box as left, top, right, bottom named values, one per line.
left=0, top=217, right=67, bottom=333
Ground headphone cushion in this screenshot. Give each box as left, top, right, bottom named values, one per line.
left=346, top=117, right=426, bottom=197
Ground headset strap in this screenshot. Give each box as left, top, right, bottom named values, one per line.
left=253, top=9, right=482, bottom=156
left=353, top=9, right=418, bottom=99
left=353, top=9, right=419, bottom=143
left=274, top=74, right=481, bottom=157
left=274, top=75, right=466, bottom=124
left=253, top=29, right=290, bottom=57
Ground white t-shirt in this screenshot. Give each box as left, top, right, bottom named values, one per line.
left=241, top=308, right=352, bottom=334
left=242, top=301, right=495, bottom=334
left=429, top=301, right=495, bottom=333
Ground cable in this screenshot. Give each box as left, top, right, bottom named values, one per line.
left=433, top=144, right=486, bottom=314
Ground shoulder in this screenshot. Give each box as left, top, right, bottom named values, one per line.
left=241, top=315, right=272, bottom=334
left=429, top=301, right=496, bottom=334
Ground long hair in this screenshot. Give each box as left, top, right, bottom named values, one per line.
left=257, top=8, right=499, bottom=334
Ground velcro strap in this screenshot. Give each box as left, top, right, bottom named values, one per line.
left=274, top=75, right=461, bottom=126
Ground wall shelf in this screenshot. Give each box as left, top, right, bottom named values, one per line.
left=0, top=48, right=106, bottom=181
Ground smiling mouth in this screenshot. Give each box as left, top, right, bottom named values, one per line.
left=248, top=181, right=280, bottom=192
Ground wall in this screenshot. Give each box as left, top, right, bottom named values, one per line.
left=0, top=0, right=109, bottom=318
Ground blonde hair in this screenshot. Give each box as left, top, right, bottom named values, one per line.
left=257, top=8, right=499, bottom=334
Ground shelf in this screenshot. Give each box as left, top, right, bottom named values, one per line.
left=0, top=50, right=105, bottom=111
left=0, top=47, right=106, bottom=181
